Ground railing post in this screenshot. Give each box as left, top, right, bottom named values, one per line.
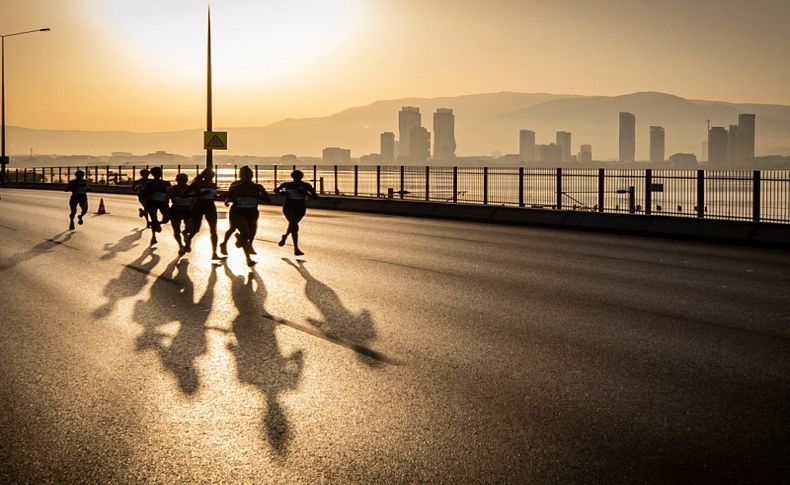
left=644, top=169, right=652, bottom=215
left=195, top=164, right=199, bottom=177
left=697, top=170, right=705, bottom=218
left=254, top=164, right=259, bottom=184
left=313, top=165, right=317, bottom=186
left=399, top=165, right=404, bottom=199
left=628, top=186, right=636, bottom=213
left=452, top=167, right=458, bottom=203
left=131, top=166, right=135, bottom=182
left=598, top=168, right=605, bottom=212
left=274, top=165, right=278, bottom=187
left=376, top=165, right=381, bottom=197
left=333, top=165, right=338, bottom=195
left=354, top=165, right=358, bottom=196
left=425, top=166, right=430, bottom=201
left=518, top=167, right=524, bottom=207
left=556, top=167, right=562, bottom=210
left=753, top=170, right=761, bottom=222
left=105, top=165, right=110, bottom=185
left=58, top=167, right=62, bottom=183
left=483, top=166, right=488, bottom=205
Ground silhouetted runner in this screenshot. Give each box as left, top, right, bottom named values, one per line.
left=274, top=170, right=317, bottom=256
left=167, top=173, right=194, bottom=255
left=143, top=167, right=171, bottom=245
left=187, top=168, right=220, bottom=260
left=64, top=169, right=89, bottom=231
left=223, top=166, right=270, bottom=266
left=131, top=168, right=151, bottom=227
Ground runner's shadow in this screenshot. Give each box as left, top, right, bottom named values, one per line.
left=0, top=231, right=73, bottom=271
left=283, top=258, right=381, bottom=368
left=93, top=247, right=160, bottom=319
left=134, top=257, right=216, bottom=395
left=225, top=264, right=303, bottom=456
left=100, top=228, right=144, bottom=261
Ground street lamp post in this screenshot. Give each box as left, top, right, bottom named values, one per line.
left=1, top=28, right=50, bottom=184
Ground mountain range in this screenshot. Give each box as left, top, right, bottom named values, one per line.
left=8, top=91, right=790, bottom=160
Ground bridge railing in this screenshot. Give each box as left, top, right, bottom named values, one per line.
left=7, top=164, right=790, bottom=224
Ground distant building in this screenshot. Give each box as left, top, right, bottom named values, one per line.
left=556, top=131, right=572, bottom=163
left=738, top=113, right=756, bottom=162
left=380, top=132, right=395, bottom=163
left=649, top=126, right=665, bottom=163
left=433, top=108, right=456, bottom=161
left=668, top=153, right=698, bottom=166
left=398, top=106, right=421, bottom=158
left=519, top=130, right=536, bottom=162
left=322, top=147, right=351, bottom=164
left=538, top=143, right=561, bottom=163
left=360, top=153, right=382, bottom=164
left=727, top=125, right=740, bottom=165
left=707, top=127, right=728, bottom=164
left=578, top=144, right=592, bottom=163
left=280, top=154, right=299, bottom=165
left=408, top=126, right=430, bottom=163
left=111, top=151, right=133, bottom=157
left=619, top=112, right=636, bottom=162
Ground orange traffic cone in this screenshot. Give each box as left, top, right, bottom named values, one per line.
left=95, top=198, right=109, bottom=215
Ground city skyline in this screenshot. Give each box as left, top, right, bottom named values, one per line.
left=2, top=0, right=790, bottom=133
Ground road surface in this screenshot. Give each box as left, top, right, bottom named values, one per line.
left=1, top=188, right=789, bottom=483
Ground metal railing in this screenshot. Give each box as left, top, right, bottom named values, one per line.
left=7, top=164, right=790, bottom=224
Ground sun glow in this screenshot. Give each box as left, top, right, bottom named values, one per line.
left=93, top=0, right=364, bottom=87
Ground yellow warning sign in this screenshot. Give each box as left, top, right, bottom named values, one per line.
left=203, top=131, right=228, bottom=150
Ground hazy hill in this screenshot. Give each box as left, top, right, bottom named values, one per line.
left=7, top=91, right=790, bottom=159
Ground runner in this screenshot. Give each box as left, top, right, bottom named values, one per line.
left=64, top=169, right=89, bottom=231
left=224, top=166, right=270, bottom=266
left=274, top=170, right=317, bottom=256
left=142, top=167, right=171, bottom=245
left=167, top=173, right=194, bottom=255
left=219, top=178, right=240, bottom=257
left=187, top=168, right=220, bottom=260
left=131, top=169, right=151, bottom=227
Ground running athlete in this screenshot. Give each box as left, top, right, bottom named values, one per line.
left=65, top=170, right=89, bottom=230
left=224, top=166, right=270, bottom=265
left=132, top=169, right=151, bottom=227
left=274, top=170, right=317, bottom=256
left=142, top=167, right=171, bottom=245
left=167, top=173, right=194, bottom=255
left=187, top=168, right=220, bottom=260
left=219, top=178, right=240, bottom=256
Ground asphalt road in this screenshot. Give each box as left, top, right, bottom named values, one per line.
left=1, top=188, right=789, bottom=484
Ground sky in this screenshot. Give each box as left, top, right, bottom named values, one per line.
left=2, top=0, right=789, bottom=132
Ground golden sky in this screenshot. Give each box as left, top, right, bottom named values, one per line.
left=3, top=0, right=790, bottom=131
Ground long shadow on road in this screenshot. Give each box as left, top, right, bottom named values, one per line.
left=0, top=231, right=74, bottom=271
left=224, top=264, right=304, bottom=456
left=93, top=247, right=160, bottom=319
left=99, top=228, right=144, bottom=261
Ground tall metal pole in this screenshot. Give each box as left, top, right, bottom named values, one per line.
left=205, top=7, right=213, bottom=169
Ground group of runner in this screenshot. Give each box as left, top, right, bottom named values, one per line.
left=65, top=166, right=317, bottom=265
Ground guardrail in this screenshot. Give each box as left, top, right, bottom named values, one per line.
left=6, top=164, right=790, bottom=224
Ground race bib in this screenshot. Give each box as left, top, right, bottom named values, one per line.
left=235, top=196, right=258, bottom=209
left=200, top=188, right=217, bottom=199
left=150, top=192, right=167, bottom=202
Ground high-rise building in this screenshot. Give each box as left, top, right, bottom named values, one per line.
left=380, top=132, right=395, bottom=163
left=738, top=113, right=755, bottom=162
left=578, top=144, right=592, bottom=163
left=649, top=126, right=665, bottom=163
left=409, top=126, right=430, bottom=163
left=433, top=108, right=456, bottom=161
left=398, top=106, right=421, bottom=158
left=538, top=143, right=561, bottom=163
left=727, top=125, right=740, bottom=165
left=322, top=147, right=351, bottom=164
left=619, top=112, right=636, bottom=162
left=556, top=131, right=572, bottom=163
left=519, top=130, right=536, bottom=162
left=707, top=127, right=728, bottom=164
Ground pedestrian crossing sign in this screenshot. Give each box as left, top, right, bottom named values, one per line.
left=204, top=131, right=228, bottom=150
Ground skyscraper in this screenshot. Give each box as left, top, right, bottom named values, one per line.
left=556, top=131, right=571, bottom=163
left=738, top=113, right=755, bottom=162
left=380, top=132, right=395, bottom=163
left=538, top=144, right=561, bottom=163
left=519, top=130, right=536, bottom=162
left=578, top=144, right=592, bottom=163
left=708, top=127, right=728, bottom=164
left=649, top=126, right=665, bottom=163
left=433, top=108, right=456, bottom=161
left=727, top=125, right=740, bottom=165
left=398, top=106, right=421, bottom=159
left=409, top=126, right=430, bottom=163
left=619, top=112, right=636, bottom=162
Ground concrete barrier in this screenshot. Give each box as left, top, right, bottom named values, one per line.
left=4, top=183, right=789, bottom=247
